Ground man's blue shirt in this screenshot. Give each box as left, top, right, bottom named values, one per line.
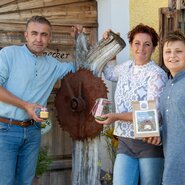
left=0, top=45, right=74, bottom=120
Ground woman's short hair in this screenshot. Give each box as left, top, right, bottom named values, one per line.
left=128, top=23, right=159, bottom=48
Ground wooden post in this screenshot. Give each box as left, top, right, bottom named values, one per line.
left=168, top=0, right=174, bottom=9
left=72, top=138, right=101, bottom=185
left=71, top=28, right=101, bottom=185
left=176, top=0, right=181, bottom=9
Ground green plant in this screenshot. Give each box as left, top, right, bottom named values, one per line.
left=100, top=125, right=118, bottom=184
left=102, top=126, right=118, bottom=166
left=36, top=146, right=52, bottom=177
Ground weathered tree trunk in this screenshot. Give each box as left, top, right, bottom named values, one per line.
left=71, top=28, right=125, bottom=185
left=71, top=29, right=101, bottom=185
left=72, top=137, right=101, bottom=185
left=32, top=176, right=40, bottom=185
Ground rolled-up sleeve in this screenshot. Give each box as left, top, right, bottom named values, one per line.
left=56, top=62, right=75, bottom=80
left=0, top=49, right=9, bottom=86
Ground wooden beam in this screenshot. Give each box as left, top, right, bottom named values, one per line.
left=0, top=1, right=97, bottom=25
left=0, top=0, right=95, bottom=13
left=0, top=22, right=97, bottom=33
left=0, top=0, right=16, bottom=7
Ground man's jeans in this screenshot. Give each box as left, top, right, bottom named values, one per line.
left=0, top=122, right=41, bottom=185
left=113, top=153, right=164, bottom=185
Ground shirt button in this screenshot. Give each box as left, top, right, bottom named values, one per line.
left=171, top=83, right=174, bottom=86
left=167, top=96, right=170, bottom=99
left=166, top=109, right=169, bottom=112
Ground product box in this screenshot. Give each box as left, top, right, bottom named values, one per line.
left=132, top=100, right=160, bottom=138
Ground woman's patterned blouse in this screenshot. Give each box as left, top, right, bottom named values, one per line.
left=103, top=60, right=168, bottom=138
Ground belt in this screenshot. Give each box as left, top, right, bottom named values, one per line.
left=0, top=117, right=34, bottom=127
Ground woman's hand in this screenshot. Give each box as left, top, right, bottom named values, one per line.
left=142, top=136, right=162, bottom=146
left=95, top=113, right=117, bottom=125
left=103, top=29, right=112, bottom=39
left=95, top=112, right=132, bottom=125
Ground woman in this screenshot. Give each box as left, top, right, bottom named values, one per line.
left=160, top=30, right=185, bottom=185
left=96, top=24, right=168, bottom=185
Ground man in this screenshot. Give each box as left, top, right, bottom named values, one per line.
left=0, top=16, right=74, bottom=185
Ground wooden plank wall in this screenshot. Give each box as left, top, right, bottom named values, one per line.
left=158, top=7, right=179, bottom=67
left=0, top=0, right=97, bottom=48
left=0, top=0, right=97, bottom=184
left=168, top=0, right=185, bottom=9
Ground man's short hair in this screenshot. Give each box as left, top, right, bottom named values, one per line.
left=26, top=15, right=52, bottom=29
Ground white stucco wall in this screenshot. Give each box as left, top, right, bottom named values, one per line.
left=96, top=0, right=130, bottom=101
left=96, top=0, right=130, bottom=173
left=97, top=0, right=130, bottom=63
left=97, top=0, right=130, bottom=100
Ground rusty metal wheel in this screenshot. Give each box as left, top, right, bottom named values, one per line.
left=55, top=69, right=108, bottom=140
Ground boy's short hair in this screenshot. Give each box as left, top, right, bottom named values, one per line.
left=163, top=30, right=185, bottom=45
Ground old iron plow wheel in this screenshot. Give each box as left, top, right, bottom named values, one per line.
left=55, top=69, right=108, bottom=140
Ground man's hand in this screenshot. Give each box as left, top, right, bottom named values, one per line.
left=70, top=25, right=87, bottom=38
left=25, top=103, right=45, bottom=122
